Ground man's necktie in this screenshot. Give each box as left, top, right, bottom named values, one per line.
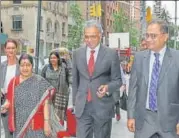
left=149, top=53, right=160, bottom=111
left=87, top=50, right=95, bottom=102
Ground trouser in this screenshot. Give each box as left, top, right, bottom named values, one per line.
left=76, top=102, right=112, bottom=138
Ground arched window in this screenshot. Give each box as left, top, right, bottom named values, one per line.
left=54, top=21, right=59, bottom=33
left=46, top=19, right=52, bottom=32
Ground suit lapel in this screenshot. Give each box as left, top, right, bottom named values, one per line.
left=81, top=46, right=89, bottom=78
left=143, top=50, right=150, bottom=85
left=158, top=48, right=172, bottom=85
left=93, top=45, right=106, bottom=78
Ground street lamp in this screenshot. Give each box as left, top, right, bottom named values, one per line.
left=35, top=0, right=42, bottom=74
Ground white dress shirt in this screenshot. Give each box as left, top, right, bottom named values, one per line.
left=146, top=46, right=167, bottom=109
left=120, top=64, right=126, bottom=85
left=86, top=44, right=100, bottom=64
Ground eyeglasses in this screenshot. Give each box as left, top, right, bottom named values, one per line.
left=145, top=33, right=164, bottom=40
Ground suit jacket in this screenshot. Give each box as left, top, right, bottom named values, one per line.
left=127, top=48, right=179, bottom=132
left=0, top=59, right=20, bottom=89
left=72, top=45, right=122, bottom=119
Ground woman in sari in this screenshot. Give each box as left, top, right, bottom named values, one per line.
left=1, top=54, right=56, bottom=138
left=41, top=51, right=72, bottom=126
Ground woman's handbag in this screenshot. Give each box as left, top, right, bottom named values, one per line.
left=120, top=90, right=128, bottom=111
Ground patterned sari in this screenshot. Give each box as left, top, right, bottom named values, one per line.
left=6, top=74, right=56, bottom=138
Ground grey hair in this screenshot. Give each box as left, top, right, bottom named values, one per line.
left=84, top=19, right=103, bottom=34
left=147, top=19, right=169, bottom=34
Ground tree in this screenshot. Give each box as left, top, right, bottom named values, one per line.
left=160, top=8, right=171, bottom=24
left=67, top=4, right=84, bottom=50
left=159, top=8, right=179, bottom=48
left=113, top=9, right=140, bottom=47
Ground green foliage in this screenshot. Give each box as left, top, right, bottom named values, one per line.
left=113, top=9, right=140, bottom=47
left=160, top=8, right=179, bottom=49
left=67, top=4, right=84, bottom=50
left=160, top=8, right=172, bottom=24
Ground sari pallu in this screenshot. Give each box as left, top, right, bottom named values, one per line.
left=6, top=75, right=56, bottom=138
left=54, top=64, right=70, bottom=121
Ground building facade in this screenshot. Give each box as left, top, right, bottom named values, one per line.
left=101, top=1, right=131, bottom=46
left=1, top=0, right=68, bottom=58
left=130, top=1, right=141, bottom=30
left=68, top=1, right=101, bottom=22
left=67, top=1, right=102, bottom=47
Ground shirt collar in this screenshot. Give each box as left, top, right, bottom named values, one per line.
left=151, top=45, right=167, bottom=57
left=87, top=43, right=100, bottom=53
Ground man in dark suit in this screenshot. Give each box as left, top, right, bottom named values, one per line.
left=127, top=19, right=179, bottom=138
left=72, top=20, right=122, bottom=138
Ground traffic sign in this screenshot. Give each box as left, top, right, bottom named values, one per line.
left=0, top=33, right=8, bottom=45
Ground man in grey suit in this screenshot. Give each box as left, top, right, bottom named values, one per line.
left=72, top=20, right=122, bottom=138
left=127, top=19, right=179, bottom=138
left=0, top=39, right=20, bottom=138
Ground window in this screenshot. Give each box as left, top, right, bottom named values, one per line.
left=68, top=24, right=72, bottom=31
left=68, top=24, right=72, bottom=37
left=13, top=0, right=21, bottom=4
left=48, top=2, right=51, bottom=10
left=56, top=3, right=59, bottom=13
left=107, top=19, right=109, bottom=26
left=113, top=9, right=115, bottom=14
left=61, top=41, right=66, bottom=47
left=110, top=20, right=112, bottom=26
left=54, top=22, right=59, bottom=33
left=46, top=20, right=52, bottom=32
left=107, top=32, right=109, bottom=37
left=107, top=6, right=109, bottom=13
left=12, top=15, right=22, bottom=30
left=62, top=22, right=65, bottom=35
left=62, top=2, right=66, bottom=12
left=54, top=43, right=59, bottom=48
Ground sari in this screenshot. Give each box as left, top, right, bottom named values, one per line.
left=6, top=74, right=57, bottom=138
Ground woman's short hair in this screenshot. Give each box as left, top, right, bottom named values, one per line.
left=19, top=54, right=33, bottom=67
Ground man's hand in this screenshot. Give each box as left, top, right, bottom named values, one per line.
left=127, top=119, right=135, bottom=132
left=176, top=123, right=179, bottom=135
left=97, top=85, right=108, bottom=98
left=120, top=84, right=126, bottom=93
